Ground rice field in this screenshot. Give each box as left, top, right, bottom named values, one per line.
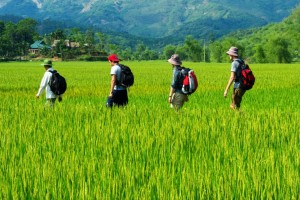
left=0, top=61, right=299, bottom=199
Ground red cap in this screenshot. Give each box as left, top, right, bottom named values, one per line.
left=108, top=54, right=119, bottom=62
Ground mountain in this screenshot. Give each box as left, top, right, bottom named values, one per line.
left=210, top=5, right=300, bottom=63
left=0, top=0, right=299, bottom=40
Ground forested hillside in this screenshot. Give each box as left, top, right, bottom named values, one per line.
left=0, top=0, right=298, bottom=40
left=209, top=5, right=300, bottom=63
left=0, top=4, right=299, bottom=63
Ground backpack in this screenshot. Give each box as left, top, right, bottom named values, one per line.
left=236, top=60, right=255, bottom=90
left=49, top=70, right=67, bottom=95
left=118, top=64, right=134, bottom=88
left=180, top=67, right=198, bottom=95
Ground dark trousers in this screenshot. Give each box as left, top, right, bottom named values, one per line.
left=231, top=88, right=246, bottom=108
left=107, top=90, right=128, bottom=108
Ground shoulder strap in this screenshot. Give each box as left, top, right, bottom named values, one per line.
left=235, top=59, right=246, bottom=69
left=48, top=69, right=57, bottom=73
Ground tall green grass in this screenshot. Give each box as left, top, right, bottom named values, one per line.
left=0, top=61, right=299, bottom=199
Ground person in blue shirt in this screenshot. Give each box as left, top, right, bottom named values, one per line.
left=224, top=47, right=246, bottom=110
left=168, top=54, right=188, bottom=110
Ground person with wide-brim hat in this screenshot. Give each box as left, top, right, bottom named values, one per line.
left=224, top=47, right=246, bottom=110
left=167, top=54, right=188, bottom=110
left=36, top=59, right=62, bottom=107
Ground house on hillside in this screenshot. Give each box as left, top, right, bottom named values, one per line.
left=29, top=40, right=51, bottom=54
left=52, top=40, right=80, bottom=48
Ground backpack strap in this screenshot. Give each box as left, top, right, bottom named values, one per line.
left=235, top=59, right=246, bottom=69
left=115, top=64, right=122, bottom=86
left=48, top=69, right=57, bottom=73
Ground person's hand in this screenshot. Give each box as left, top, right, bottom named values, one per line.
left=168, top=96, right=172, bottom=103
left=224, top=90, right=228, bottom=98
left=36, top=95, right=39, bottom=99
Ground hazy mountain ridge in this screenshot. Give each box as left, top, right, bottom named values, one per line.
left=0, top=0, right=299, bottom=39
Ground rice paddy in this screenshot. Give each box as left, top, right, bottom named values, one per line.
left=0, top=61, right=299, bottom=199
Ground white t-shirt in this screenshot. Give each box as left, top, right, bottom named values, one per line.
left=36, top=68, right=57, bottom=99
left=110, top=64, right=125, bottom=90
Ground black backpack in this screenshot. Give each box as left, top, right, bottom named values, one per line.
left=118, top=64, right=134, bottom=88
left=49, top=70, right=67, bottom=95
left=236, top=60, right=255, bottom=90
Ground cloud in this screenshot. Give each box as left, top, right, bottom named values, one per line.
left=81, top=0, right=97, bottom=13
left=32, top=0, right=42, bottom=9
left=0, top=0, right=11, bottom=8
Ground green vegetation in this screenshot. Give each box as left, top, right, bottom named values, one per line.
left=0, top=5, right=299, bottom=63
left=0, top=0, right=298, bottom=38
left=210, top=5, right=300, bottom=63
left=0, top=61, right=299, bottom=198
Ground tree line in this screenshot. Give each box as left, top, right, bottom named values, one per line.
left=0, top=15, right=298, bottom=63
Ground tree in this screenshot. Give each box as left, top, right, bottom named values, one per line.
left=253, top=45, right=266, bottom=63
left=134, top=43, right=147, bottom=60
left=51, top=29, right=66, bottom=41
left=95, top=32, right=108, bottom=52
left=209, top=41, right=223, bottom=62
left=16, top=18, right=38, bottom=55
left=183, top=35, right=202, bottom=62
left=1, top=22, right=15, bottom=57
left=266, top=37, right=292, bottom=63
left=163, top=44, right=176, bottom=59
left=120, top=48, right=133, bottom=60
left=68, top=28, right=84, bottom=44
left=0, top=21, right=4, bottom=35
left=175, top=46, right=188, bottom=60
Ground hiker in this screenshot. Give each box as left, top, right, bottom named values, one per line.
left=168, top=54, right=188, bottom=110
left=223, top=47, right=246, bottom=110
left=107, top=54, right=128, bottom=107
left=36, top=59, right=62, bottom=107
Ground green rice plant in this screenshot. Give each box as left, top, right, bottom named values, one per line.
left=0, top=61, right=299, bottom=199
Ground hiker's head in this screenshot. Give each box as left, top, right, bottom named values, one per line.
left=168, top=54, right=182, bottom=66
left=226, top=47, right=239, bottom=58
left=108, top=54, right=120, bottom=64
left=41, top=59, right=52, bottom=69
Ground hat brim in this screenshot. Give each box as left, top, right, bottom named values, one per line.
left=109, top=59, right=119, bottom=62
left=41, top=64, right=52, bottom=66
left=168, top=59, right=182, bottom=65
left=226, top=51, right=238, bottom=57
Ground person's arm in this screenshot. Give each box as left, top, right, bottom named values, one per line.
left=169, top=68, right=178, bottom=103
left=169, top=87, right=175, bottom=103
left=109, top=74, right=117, bottom=97
left=224, top=71, right=236, bottom=98
left=36, top=72, right=49, bottom=98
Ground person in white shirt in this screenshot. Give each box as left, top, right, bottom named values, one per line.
left=36, top=59, right=62, bottom=107
left=106, top=54, right=128, bottom=107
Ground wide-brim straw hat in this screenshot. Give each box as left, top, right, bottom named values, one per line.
left=41, top=59, right=52, bottom=66
left=226, top=47, right=239, bottom=57
left=168, top=54, right=182, bottom=65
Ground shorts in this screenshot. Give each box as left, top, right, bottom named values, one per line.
left=231, top=88, right=246, bottom=108
left=171, top=92, right=188, bottom=110
left=46, top=98, right=56, bottom=107
left=106, top=90, right=128, bottom=108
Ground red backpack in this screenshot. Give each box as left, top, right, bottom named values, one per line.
left=180, top=67, right=198, bottom=95
left=236, top=60, right=255, bottom=90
